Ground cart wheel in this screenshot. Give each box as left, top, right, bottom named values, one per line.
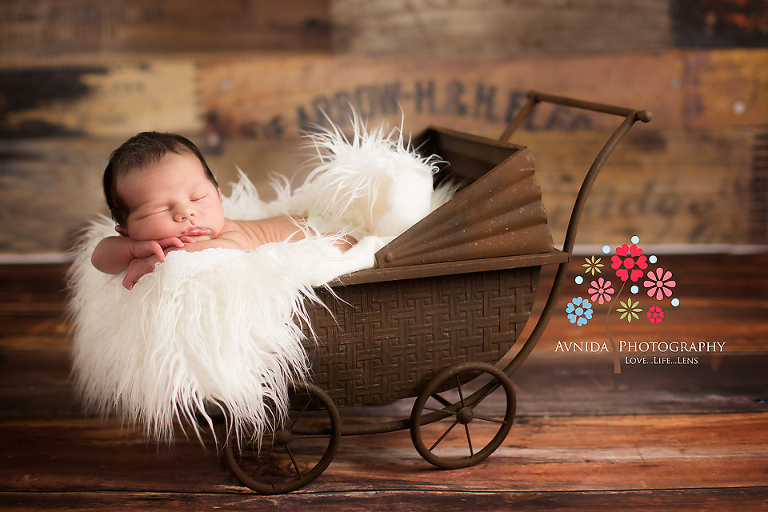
left=223, top=382, right=341, bottom=494
left=410, top=361, right=516, bottom=469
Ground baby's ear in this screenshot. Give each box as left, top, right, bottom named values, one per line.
left=217, top=188, right=222, bottom=200
left=115, top=226, right=129, bottom=237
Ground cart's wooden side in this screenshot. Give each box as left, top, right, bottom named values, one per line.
left=302, top=266, right=538, bottom=407
left=301, top=252, right=567, bottom=408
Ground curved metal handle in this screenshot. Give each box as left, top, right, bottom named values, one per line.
left=500, top=90, right=651, bottom=143
left=500, top=90, right=652, bottom=377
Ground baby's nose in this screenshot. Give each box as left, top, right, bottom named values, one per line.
left=173, top=204, right=194, bottom=222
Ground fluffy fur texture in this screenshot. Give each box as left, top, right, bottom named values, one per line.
left=68, top=120, right=451, bottom=445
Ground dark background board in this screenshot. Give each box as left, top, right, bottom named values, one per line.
left=1, top=0, right=767, bottom=255
left=671, top=0, right=768, bottom=47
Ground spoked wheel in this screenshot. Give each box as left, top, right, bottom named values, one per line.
left=223, top=382, right=341, bottom=494
left=410, top=361, right=516, bottom=469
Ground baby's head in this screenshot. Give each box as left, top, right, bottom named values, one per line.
left=104, top=132, right=219, bottom=230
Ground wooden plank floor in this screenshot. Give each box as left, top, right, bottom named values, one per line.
left=1, top=255, right=767, bottom=510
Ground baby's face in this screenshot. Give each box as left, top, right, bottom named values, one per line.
left=117, top=151, right=225, bottom=242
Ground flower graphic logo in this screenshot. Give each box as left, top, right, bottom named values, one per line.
left=611, top=243, right=648, bottom=282
left=566, top=297, right=593, bottom=326
left=583, top=255, right=603, bottom=276
left=647, top=305, right=664, bottom=324
left=616, top=298, right=642, bottom=323
left=568, top=237, right=681, bottom=373
left=588, top=277, right=614, bottom=305
left=644, top=268, right=676, bottom=300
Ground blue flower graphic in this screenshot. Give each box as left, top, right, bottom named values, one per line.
left=566, top=297, right=593, bottom=326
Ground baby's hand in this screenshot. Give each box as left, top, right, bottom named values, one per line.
left=122, top=254, right=162, bottom=290
left=325, top=234, right=357, bottom=253
left=131, top=238, right=186, bottom=261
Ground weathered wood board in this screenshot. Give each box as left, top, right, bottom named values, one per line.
left=671, top=0, right=768, bottom=48
left=519, top=128, right=758, bottom=246
left=0, top=62, right=202, bottom=137
left=527, top=254, right=768, bottom=356
left=199, top=52, right=687, bottom=139
left=3, top=255, right=767, bottom=420
left=0, top=490, right=765, bottom=512
left=332, top=0, right=768, bottom=59
left=4, top=0, right=767, bottom=69
left=0, top=137, right=312, bottom=254
left=0, top=52, right=681, bottom=139
left=0, top=138, right=114, bottom=254
left=1, top=49, right=766, bottom=254
left=199, top=49, right=768, bottom=137
left=2, top=257, right=767, bottom=508
left=1, top=413, right=766, bottom=493
left=2, top=488, right=767, bottom=512
left=332, top=0, right=674, bottom=57
left=685, top=49, right=768, bottom=128
left=0, top=0, right=330, bottom=67
left=0, top=127, right=761, bottom=254
left=2, top=50, right=766, bottom=139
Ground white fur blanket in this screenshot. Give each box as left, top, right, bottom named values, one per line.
left=68, top=123, right=452, bottom=444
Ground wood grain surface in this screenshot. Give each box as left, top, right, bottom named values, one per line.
left=0, top=0, right=330, bottom=66
left=2, top=49, right=766, bottom=254
left=1, top=256, right=766, bottom=509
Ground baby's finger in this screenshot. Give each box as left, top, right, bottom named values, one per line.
left=179, top=236, right=195, bottom=244
left=151, top=242, right=166, bottom=262
left=122, top=275, right=135, bottom=290
left=157, top=237, right=184, bottom=248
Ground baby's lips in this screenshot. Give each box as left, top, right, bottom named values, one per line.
left=183, top=226, right=208, bottom=237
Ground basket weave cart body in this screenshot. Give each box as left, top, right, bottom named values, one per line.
left=224, top=92, right=651, bottom=494
left=306, top=256, right=544, bottom=407
left=303, top=126, right=566, bottom=408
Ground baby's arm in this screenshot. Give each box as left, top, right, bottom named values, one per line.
left=175, top=216, right=306, bottom=253
left=181, top=216, right=357, bottom=253
left=243, top=216, right=357, bottom=251
left=162, top=215, right=357, bottom=256
left=93, top=216, right=358, bottom=290
left=91, top=236, right=186, bottom=275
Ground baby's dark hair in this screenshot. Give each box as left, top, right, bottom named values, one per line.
left=104, top=132, right=219, bottom=227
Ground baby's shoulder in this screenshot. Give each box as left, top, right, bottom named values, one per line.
left=220, top=218, right=273, bottom=249
left=225, top=216, right=303, bottom=248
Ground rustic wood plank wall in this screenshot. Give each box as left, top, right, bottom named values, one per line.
left=1, top=0, right=766, bottom=255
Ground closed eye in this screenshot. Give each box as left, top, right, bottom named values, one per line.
left=150, top=207, right=172, bottom=216
left=135, top=207, right=169, bottom=220
left=191, top=196, right=206, bottom=202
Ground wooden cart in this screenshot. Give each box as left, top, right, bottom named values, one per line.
left=223, top=91, right=652, bottom=494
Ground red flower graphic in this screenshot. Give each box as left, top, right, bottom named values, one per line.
left=644, top=267, right=676, bottom=300
left=588, top=277, right=614, bottom=305
left=611, top=244, right=648, bottom=282
left=647, top=305, right=664, bottom=324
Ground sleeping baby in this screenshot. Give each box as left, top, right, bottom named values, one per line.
left=92, top=131, right=356, bottom=290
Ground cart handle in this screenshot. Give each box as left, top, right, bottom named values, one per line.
left=500, top=90, right=651, bottom=143
left=499, top=90, right=652, bottom=378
